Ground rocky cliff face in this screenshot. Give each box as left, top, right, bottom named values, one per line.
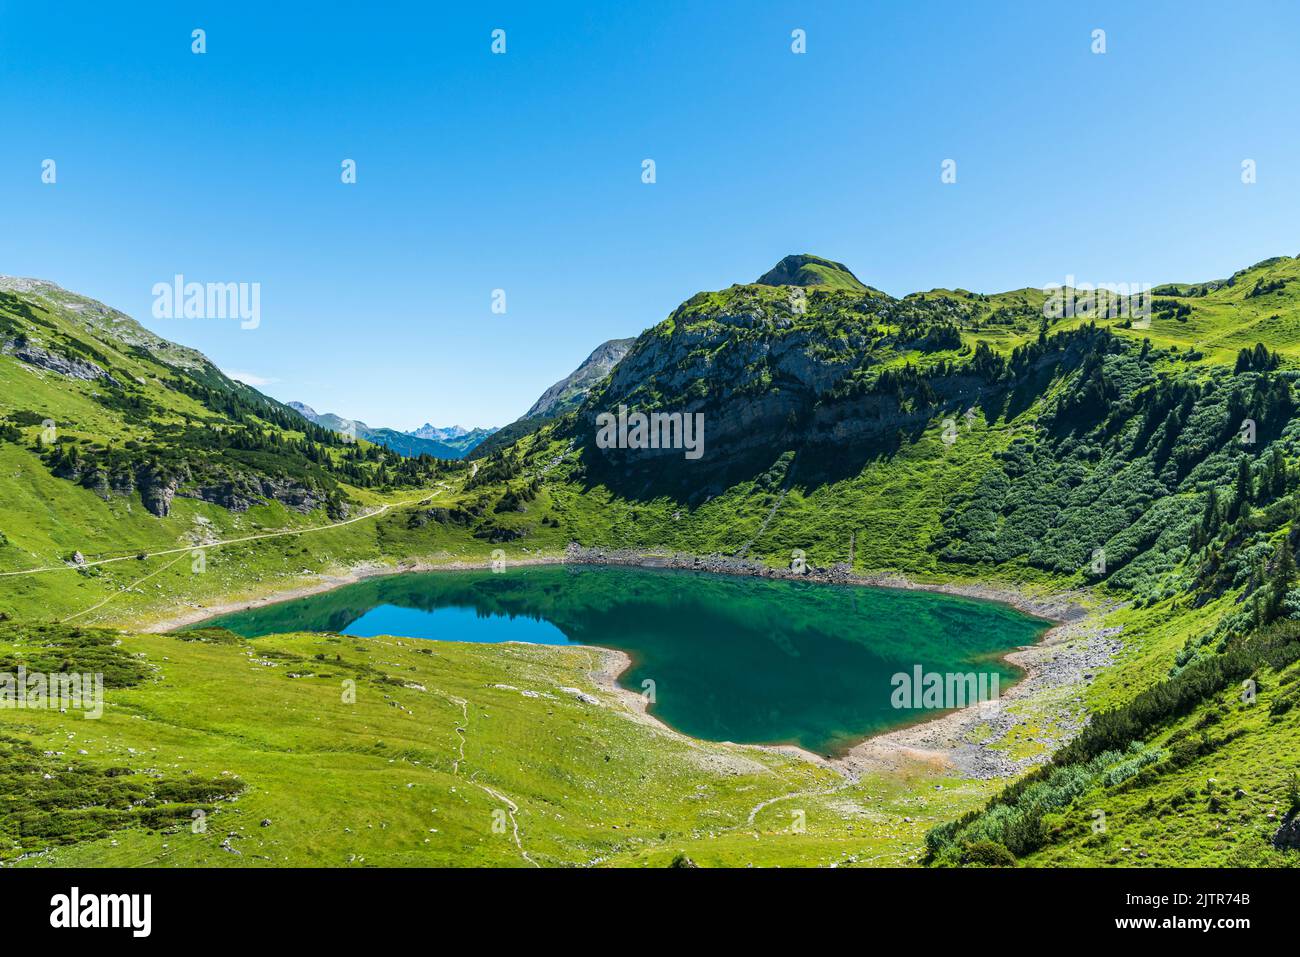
left=564, top=255, right=1099, bottom=490
left=1273, top=812, right=1300, bottom=851
left=135, top=465, right=181, bottom=517
left=55, top=457, right=325, bottom=518
left=186, top=476, right=323, bottom=514
left=573, top=269, right=884, bottom=477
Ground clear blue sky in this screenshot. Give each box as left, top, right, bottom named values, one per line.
left=2, top=1, right=1298, bottom=429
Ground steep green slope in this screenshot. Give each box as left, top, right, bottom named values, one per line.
left=0, top=280, right=487, bottom=625
left=0, top=283, right=463, bottom=519
left=926, top=615, right=1300, bottom=867
left=0, top=283, right=450, bottom=522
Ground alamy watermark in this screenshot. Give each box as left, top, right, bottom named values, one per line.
left=891, top=665, right=1001, bottom=714
left=0, top=666, right=104, bottom=718
left=1043, top=275, right=1152, bottom=324
left=595, top=405, right=705, bottom=460
left=152, top=275, right=261, bottom=329
left=50, top=887, right=150, bottom=937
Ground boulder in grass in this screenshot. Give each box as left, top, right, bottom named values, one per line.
left=1272, top=812, right=1300, bottom=851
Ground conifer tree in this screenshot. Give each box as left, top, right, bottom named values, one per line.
left=1231, top=456, right=1253, bottom=520
left=1270, top=535, right=1297, bottom=619
left=1201, top=486, right=1220, bottom=535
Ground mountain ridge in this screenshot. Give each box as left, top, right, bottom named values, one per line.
left=525, top=338, right=636, bottom=418
left=470, top=336, right=635, bottom=459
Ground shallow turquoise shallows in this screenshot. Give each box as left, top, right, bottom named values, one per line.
left=195, top=565, right=1048, bottom=756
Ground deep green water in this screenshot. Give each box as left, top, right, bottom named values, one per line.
left=195, top=565, right=1048, bottom=755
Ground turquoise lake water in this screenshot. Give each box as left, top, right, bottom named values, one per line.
left=195, top=564, right=1048, bottom=755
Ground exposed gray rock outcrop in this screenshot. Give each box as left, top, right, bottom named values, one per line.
left=182, top=475, right=322, bottom=514
left=136, top=466, right=183, bottom=517
left=3, top=338, right=121, bottom=385
left=1273, top=812, right=1300, bottom=851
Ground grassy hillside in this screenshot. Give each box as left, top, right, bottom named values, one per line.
left=0, top=280, right=483, bottom=623
left=926, top=614, right=1300, bottom=867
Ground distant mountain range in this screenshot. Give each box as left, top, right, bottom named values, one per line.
left=408, top=423, right=484, bottom=444
left=286, top=402, right=496, bottom=459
